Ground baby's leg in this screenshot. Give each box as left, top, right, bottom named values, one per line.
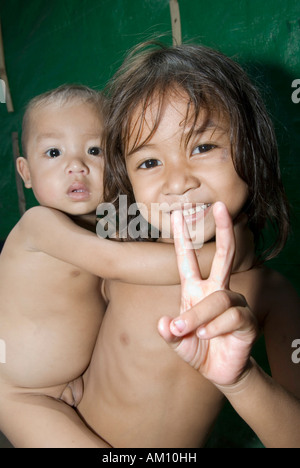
left=0, top=389, right=110, bottom=448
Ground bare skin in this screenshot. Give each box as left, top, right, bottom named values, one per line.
left=78, top=205, right=300, bottom=449
left=0, top=98, right=202, bottom=448
left=2, top=92, right=299, bottom=448
left=78, top=95, right=300, bottom=449
left=0, top=100, right=110, bottom=448
left=159, top=204, right=300, bottom=448
left=0, top=98, right=251, bottom=448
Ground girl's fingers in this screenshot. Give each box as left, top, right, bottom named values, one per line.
left=196, top=306, right=255, bottom=340
left=170, top=290, right=247, bottom=336
left=171, top=210, right=202, bottom=286
left=208, top=202, right=235, bottom=290
left=158, top=316, right=181, bottom=344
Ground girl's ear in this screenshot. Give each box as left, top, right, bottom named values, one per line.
left=16, top=157, right=32, bottom=188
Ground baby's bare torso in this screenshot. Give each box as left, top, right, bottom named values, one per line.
left=0, top=223, right=104, bottom=396
left=79, top=268, right=265, bottom=448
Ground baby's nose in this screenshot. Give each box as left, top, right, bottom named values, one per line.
left=66, top=157, right=89, bottom=175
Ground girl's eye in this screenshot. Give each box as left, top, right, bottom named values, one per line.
left=139, top=159, right=162, bottom=169
left=192, top=144, right=217, bottom=155
left=45, top=148, right=61, bottom=158
left=88, top=147, right=102, bottom=156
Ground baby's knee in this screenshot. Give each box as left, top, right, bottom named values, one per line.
left=59, top=377, right=84, bottom=407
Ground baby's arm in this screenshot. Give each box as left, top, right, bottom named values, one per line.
left=19, top=205, right=252, bottom=286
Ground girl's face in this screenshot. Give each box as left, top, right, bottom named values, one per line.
left=125, top=92, right=249, bottom=244
left=17, top=101, right=104, bottom=216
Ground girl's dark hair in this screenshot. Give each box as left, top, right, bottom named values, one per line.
left=104, top=41, right=290, bottom=259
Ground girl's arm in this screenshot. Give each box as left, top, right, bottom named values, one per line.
left=217, top=357, right=300, bottom=448
left=229, top=270, right=300, bottom=447
left=19, top=205, right=252, bottom=285
left=158, top=203, right=300, bottom=448
left=214, top=270, right=300, bottom=448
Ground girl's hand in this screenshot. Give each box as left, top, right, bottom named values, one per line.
left=158, top=202, right=258, bottom=387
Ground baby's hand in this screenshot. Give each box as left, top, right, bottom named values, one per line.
left=158, top=202, right=258, bottom=387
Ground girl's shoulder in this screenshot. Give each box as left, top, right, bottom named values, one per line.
left=253, top=267, right=300, bottom=398
left=261, top=266, right=300, bottom=322
left=254, top=265, right=299, bottom=304
left=231, top=264, right=300, bottom=326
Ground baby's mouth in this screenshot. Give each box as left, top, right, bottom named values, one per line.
left=67, top=182, right=90, bottom=200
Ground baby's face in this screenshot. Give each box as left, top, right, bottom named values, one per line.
left=18, top=101, right=104, bottom=216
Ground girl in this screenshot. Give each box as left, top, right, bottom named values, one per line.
left=78, top=42, right=300, bottom=448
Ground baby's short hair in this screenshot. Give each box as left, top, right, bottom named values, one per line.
left=21, top=84, right=106, bottom=158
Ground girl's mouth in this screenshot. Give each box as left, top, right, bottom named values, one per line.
left=182, top=203, right=212, bottom=217
left=180, top=203, right=212, bottom=226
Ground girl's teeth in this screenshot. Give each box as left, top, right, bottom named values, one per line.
left=182, top=204, right=211, bottom=216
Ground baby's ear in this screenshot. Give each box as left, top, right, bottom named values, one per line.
left=16, top=157, right=32, bottom=188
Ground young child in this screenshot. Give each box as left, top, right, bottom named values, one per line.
left=77, top=43, right=300, bottom=448
left=0, top=84, right=251, bottom=448
left=0, top=84, right=110, bottom=448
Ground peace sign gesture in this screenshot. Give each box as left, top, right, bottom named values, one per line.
left=158, top=202, right=258, bottom=387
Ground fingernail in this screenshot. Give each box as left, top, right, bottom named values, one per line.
left=172, top=319, right=186, bottom=333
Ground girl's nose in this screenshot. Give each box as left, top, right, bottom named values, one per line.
left=163, top=162, right=200, bottom=196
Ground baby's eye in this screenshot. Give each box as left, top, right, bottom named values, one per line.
left=88, top=147, right=102, bottom=156
left=45, top=148, right=61, bottom=158
left=139, top=159, right=162, bottom=169
left=192, top=144, right=217, bottom=155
